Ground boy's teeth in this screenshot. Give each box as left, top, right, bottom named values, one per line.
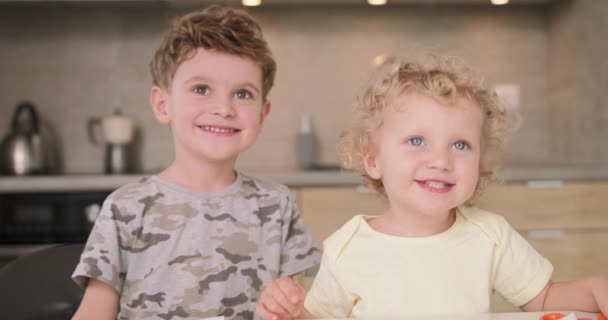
left=426, top=181, right=447, bottom=188
left=202, top=126, right=236, bottom=133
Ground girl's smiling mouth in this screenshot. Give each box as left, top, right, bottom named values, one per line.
left=415, top=180, right=455, bottom=193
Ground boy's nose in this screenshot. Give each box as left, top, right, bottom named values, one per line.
left=210, top=99, right=236, bottom=118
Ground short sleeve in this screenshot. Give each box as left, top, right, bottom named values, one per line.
left=278, top=192, right=321, bottom=277
left=493, top=220, right=553, bottom=307
left=304, top=253, right=355, bottom=318
left=71, top=196, right=126, bottom=294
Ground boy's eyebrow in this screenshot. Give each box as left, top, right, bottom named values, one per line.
left=184, top=76, right=261, bottom=94
left=239, top=82, right=261, bottom=94
left=184, top=75, right=210, bottom=83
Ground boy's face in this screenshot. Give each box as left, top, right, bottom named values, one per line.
left=150, top=48, right=270, bottom=166
left=364, top=91, right=482, bottom=220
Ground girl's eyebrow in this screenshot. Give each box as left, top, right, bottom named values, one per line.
left=455, top=136, right=479, bottom=148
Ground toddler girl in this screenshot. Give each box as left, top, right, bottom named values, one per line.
left=256, top=57, right=608, bottom=320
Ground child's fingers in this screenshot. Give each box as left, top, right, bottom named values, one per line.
left=255, top=301, right=283, bottom=320
left=275, top=277, right=305, bottom=317
left=259, top=283, right=293, bottom=319
left=268, top=283, right=300, bottom=317
left=596, top=277, right=608, bottom=318
left=277, top=277, right=304, bottom=305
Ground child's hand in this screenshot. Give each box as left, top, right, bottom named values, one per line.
left=256, top=276, right=305, bottom=320
left=592, top=276, right=608, bottom=316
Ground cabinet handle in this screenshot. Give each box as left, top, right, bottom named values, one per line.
left=527, top=229, right=564, bottom=239
left=526, top=180, right=563, bottom=189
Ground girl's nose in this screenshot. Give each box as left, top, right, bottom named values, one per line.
left=427, top=149, right=453, bottom=171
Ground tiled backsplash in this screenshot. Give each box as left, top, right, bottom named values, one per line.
left=0, top=1, right=605, bottom=174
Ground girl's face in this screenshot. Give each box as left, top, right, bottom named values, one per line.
left=364, top=91, right=483, bottom=221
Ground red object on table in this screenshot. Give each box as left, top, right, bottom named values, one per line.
left=540, top=313, right=607, bottom=320
left=541, top=313, right=566, bottom=320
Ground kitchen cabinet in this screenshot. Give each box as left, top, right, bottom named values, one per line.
left=296, top=181, right=608, bottom=242
left=481, top=181, right=608, bottom=311
left=491, top=229, right=608, bottom=312
left=528, top=231, right=608, bottom=281
left=295, top=186, right=386, bottom=244
left=294, top=181, right=608, bottom=312
left=476, top=181, right=608, bottom=230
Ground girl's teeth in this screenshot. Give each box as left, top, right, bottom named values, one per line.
left=426, top=181, right=447, bottom=188
left=202, top=126, right=236, bottom=133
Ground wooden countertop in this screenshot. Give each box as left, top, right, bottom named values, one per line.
left=0, top=171, right=361, bottom=192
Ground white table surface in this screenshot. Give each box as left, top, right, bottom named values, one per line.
left=319, top=311, right=600, bottom=320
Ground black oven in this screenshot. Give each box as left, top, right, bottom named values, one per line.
left=0, top=191, right=110, bottom=266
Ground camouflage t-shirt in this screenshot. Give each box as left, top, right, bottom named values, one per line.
left=72, top=172, right=321, bottom=320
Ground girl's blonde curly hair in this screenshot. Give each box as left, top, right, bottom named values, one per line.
left=338, top=56, right=520, bottom=206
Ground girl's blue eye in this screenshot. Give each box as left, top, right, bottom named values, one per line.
left=408, top=137, right=424, bottom=146
left=235, top=89, right=253, bottom=100
left=453, top=140, right=468, bottom=150
left=193, top=85, right=210, bottom=95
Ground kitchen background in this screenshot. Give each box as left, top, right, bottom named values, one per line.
left=0, top=1, right=607, bottom=312
left=1, top=0, right=607, bottom=174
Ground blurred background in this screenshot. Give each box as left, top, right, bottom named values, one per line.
left=1, top=0, right=606, bottom=174
left=0, top=2, right=607, bottom=313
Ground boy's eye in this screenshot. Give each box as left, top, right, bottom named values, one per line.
left=408, top=137, right=424, bottom=146
left=453, top=140, right=469, bottom=150
left=193, top=85, right=210, bottom=95
left=234, top=89, right=253, bottom=100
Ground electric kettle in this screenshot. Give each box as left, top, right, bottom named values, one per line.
left=0, top=101, right=53, bottom=175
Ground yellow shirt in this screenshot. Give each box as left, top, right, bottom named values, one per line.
left=304, top=206, right=553, bottom=318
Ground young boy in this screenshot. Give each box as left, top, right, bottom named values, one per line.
left=71, top=5, right=321, bottom=320
left=256, top=57, right=608, bottom=319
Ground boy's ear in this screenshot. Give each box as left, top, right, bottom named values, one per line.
left=150, top=86, right=171, bottom=124
left=258, top=100, right=271, bottom=126
left=363, top=151, right=382, bottom=180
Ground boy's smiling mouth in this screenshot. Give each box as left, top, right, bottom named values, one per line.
left=198, top=125, right=241, bottom=134
left=415, top=179, right=455, bottom=193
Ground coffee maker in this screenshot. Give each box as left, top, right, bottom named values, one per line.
left=87, top=109, right=135, bottom=174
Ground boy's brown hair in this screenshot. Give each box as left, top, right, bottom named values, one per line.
left=338, top=56, right=520, bottom=205
left=150, top=5, right=276, bottom=101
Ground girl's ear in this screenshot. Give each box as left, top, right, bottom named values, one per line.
left=150, top=86, right=171, bottom=124
left=363, top=151, right=382, bottom=180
